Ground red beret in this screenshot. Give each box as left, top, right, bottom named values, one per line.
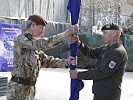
left=27, top=14, right=47, bottom=26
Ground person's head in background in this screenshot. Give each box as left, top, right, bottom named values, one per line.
left=101, top=23, right=121, bottom=46
left=26, top=14, right=47, bottom=38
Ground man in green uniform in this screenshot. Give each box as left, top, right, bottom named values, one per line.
left=6, top=14, right=77, bottom=100
left=70, top=23, right=128, bottom=100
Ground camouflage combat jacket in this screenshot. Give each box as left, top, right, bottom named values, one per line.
left=11, top=32, right=66, bottom=80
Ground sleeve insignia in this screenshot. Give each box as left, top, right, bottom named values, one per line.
left=109, top=60, right=116, bottom=68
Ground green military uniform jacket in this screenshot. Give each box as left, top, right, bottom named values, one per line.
left=6, top=32, right=67, bottom=100
left=78, top=42, right=128, bottom=100
left=11, top=32, right=66, bottom=79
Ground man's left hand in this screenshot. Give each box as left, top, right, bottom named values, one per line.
left=66, top=56, right=77, bottom=66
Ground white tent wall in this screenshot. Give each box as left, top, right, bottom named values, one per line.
left=34, top=0, right=69, bottom=22
left=0, top=0, right=69, bottom=22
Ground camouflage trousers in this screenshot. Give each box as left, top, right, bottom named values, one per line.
left=6, top=81, right=36, bottom=100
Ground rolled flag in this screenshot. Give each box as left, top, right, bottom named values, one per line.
left=67, top=0, right=84, bottom=100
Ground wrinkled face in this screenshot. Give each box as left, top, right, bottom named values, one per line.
left=31, top=22, right=45, bottom=37
left=102, top=30, right=115, bottom=44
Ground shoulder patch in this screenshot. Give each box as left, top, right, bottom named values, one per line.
left=109, top=60, right=116, bottom=68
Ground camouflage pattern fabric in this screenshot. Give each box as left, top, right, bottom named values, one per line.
left=6, top=32, right=66, bottom=100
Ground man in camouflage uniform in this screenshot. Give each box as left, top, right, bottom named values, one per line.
left=6, top=14, right=78, bottom=100
left=70, top=23, right=128, bottom=100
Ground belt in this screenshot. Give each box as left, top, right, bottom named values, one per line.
left=11, top=76, right=36, bottom=86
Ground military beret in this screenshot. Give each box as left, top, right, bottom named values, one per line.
left=27, top=14, right=47, bottom=26
left=101, top=23, right=120, bottom=31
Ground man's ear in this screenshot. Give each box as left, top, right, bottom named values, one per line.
left=31, top=22, right=36, bottom=28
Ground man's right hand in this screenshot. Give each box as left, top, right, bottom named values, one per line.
left=69, top=70, right=78, bottom=79
left=64, top=25, right=79, bottom=37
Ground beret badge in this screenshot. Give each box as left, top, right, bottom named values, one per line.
left=106, top=24, right=111, bottom=29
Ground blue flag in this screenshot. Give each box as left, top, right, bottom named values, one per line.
left=67, top=0, right=81, bottom=25
left=67, top=0, right=84, bottom=100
